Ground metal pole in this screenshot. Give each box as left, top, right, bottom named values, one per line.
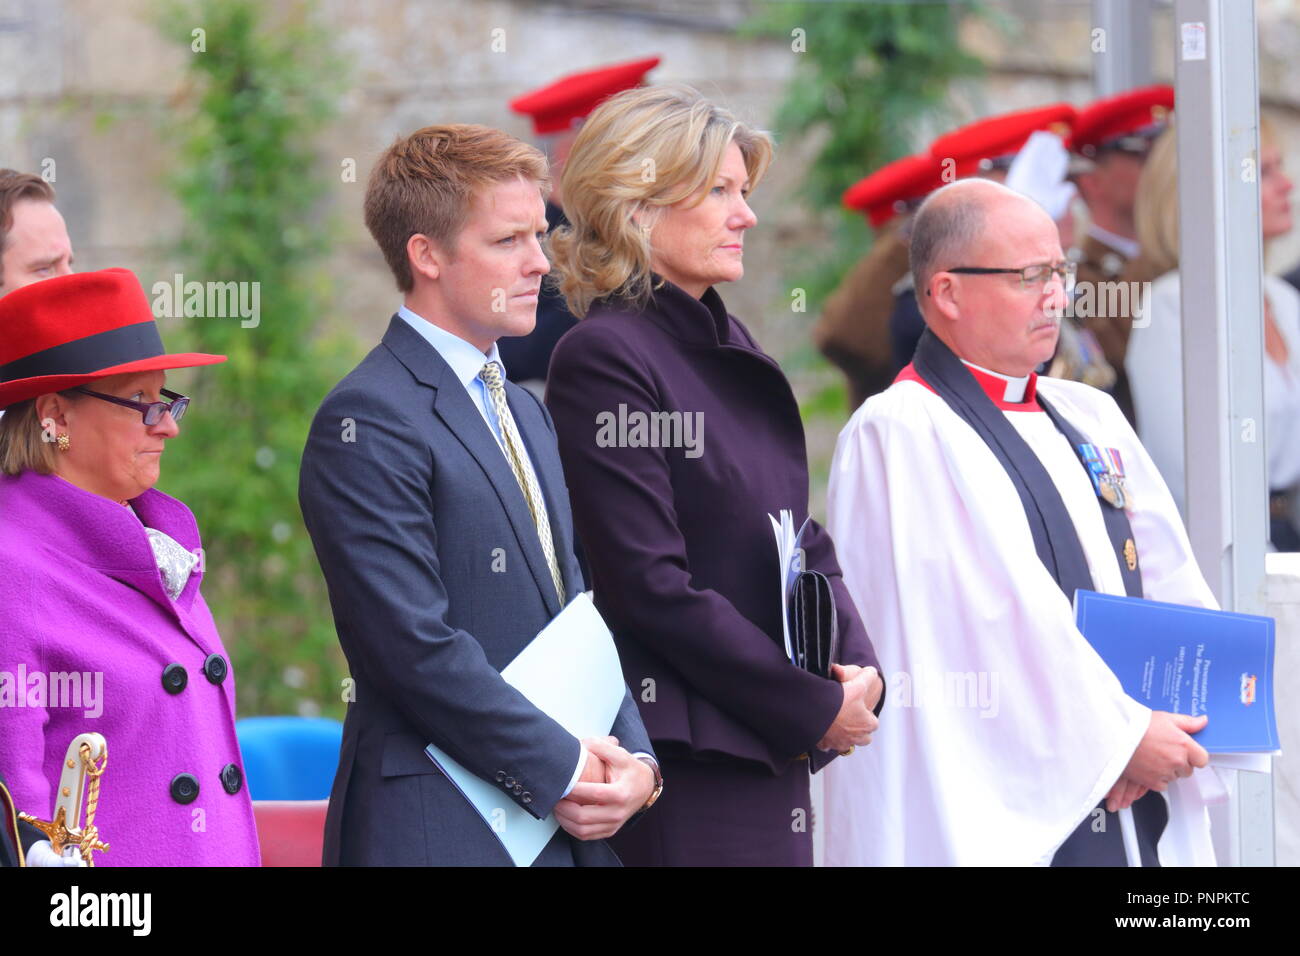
left=1173, top=0, right=1273, bottom=866
left=1092, top=0, right=1153, bottom=97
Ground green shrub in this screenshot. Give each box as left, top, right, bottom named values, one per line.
left=153, top=0, right=355, bottom=719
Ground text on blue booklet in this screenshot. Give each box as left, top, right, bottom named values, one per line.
left=1073, top=589, right=1278, bottom=753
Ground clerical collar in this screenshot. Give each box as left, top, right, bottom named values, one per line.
left=960, top=360, right=1040, bottom=410
left=1086, top=223, right=1140, bottom=260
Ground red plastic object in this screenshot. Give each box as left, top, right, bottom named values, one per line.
left=252, top=800, right=329, bottom=867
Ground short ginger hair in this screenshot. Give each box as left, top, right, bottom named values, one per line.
left=364, top=125, right=549, bottom=292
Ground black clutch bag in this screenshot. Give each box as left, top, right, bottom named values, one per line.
left=790, top=569, right=843, bottom=773
left=789, top=569, right=839, bottom=680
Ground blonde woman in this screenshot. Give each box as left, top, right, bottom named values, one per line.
left=543, top=85, right=884, bottom=866
left=1124, top=119, right=1300, bottom=547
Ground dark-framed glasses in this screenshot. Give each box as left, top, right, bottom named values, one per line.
left=73, top=386, right=190, bottom=425
left=947, top=260, right=1077, bottom=296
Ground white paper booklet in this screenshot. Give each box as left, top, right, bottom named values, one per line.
left=769, top=509, right=811, bottom=664
left=424, top=592, right=626, bottom=866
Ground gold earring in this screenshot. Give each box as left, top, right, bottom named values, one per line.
left=56, top=434, right=70, bottom=452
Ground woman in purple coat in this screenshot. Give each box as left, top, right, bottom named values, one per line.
left=0, top=269, right=260, bottom=866
left=545, top=86, right=885, bottom=866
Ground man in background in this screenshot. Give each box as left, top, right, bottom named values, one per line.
left=1068, top=85, right=1175, bottom=423
left=0, top=171, right=80, bottom=865
left=502, top=56, right=660, bottom=396
left=815, top=153, right=943, bottom=409
left=0, top=169, right=74, bottom=298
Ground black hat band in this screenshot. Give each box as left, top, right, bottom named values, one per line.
left=0, top=321, right=165, bottom=383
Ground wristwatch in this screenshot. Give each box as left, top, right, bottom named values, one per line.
left=634, top=755, right=664, bottom=815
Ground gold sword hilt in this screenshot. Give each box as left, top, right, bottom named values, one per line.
left=18, top=733, right=109, bottom=865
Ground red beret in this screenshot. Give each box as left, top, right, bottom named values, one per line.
left=1068, top=85, right=1174, bottom=157
left=509, top=56, right=662, bottom=135
left=929, top=103, right=1077, bottom=179
left=843, top=154, right=946, bottom=229
left=0, top=269, right=225, bottom=409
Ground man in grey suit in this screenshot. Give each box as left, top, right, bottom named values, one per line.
left=299, top=124, right=658, bottom=866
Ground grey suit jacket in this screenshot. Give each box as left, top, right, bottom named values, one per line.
left=299, top=316, right=654, bottom=866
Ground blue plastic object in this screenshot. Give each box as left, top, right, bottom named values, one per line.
left=235, top=716, right=343, bottom=801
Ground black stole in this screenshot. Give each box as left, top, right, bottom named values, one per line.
left=911, top=329, right=1142, bottom=600
left=912, top=328, right=1162, bottom=866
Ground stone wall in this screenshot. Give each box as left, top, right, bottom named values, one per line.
left=6, top=0, right=1300, bottom=474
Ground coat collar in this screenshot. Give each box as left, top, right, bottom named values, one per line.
left=598, top=277, right=734, bottom=348
left=0, top=469, right=205, bottom=614
left=381, top=315, right=566, bottom=616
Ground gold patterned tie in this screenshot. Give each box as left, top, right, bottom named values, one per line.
left=478, top=361, right=565, bottom=604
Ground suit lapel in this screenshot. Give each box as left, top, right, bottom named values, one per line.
left=382, top=317, right=563, bottom=617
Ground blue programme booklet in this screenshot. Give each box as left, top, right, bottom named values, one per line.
left=1073, top=589, right=1279, bottom=754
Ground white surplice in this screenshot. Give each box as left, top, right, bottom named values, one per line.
left=822, top=369, right=1223, bottom=866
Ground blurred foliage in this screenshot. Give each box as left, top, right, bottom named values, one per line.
left=747, top=1, right=986, bottom=307
left=746, top=1, right=986, bottom=426
left=152, top=0, right=355, bottom=719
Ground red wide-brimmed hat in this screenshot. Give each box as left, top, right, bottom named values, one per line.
left=843, top=153, right=946, bottom=229
left=510, top=56, right=662, bottom=135
left=0, top=268, right=226, bottom=410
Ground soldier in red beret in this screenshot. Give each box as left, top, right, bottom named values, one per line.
left=820, top=107, right=1085, bottom=412
left=1069, top=85, right=1174, bottom=284
left=1067, top=85, right=1174, bottom=423
left=815, top=154, right=944, bottom=408
left=929, top=102, right=1078, bottom=181
left=502, top=56, right=661, bottom=396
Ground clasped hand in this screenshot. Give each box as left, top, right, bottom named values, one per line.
left=817, top=663, right=883, bottom=753
left=552, top=736, right=655, bottom=841
left=1105, top=711, right=1210, bottom=813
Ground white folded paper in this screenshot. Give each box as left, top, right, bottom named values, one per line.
left=769, top=509, right=811, bottom=663
left=424, top=592, right=626, bottom=866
